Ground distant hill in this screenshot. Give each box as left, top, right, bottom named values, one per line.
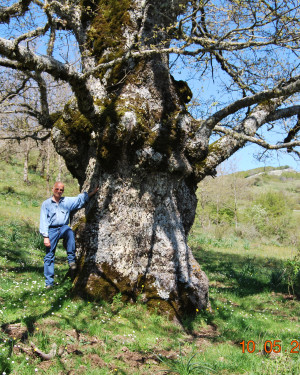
left=245, top=167, right=299, bottom=179
left=194, top=164, right=300, bottom=244
left=234, top=165, right=298, bottom=178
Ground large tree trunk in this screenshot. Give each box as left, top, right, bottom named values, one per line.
left=51, top=0, right=209, bottom=318
left=72, top=168, right=208, bottom=318
left=52, top=74, right=209, bottom=317
left=1, top=0, right=299, bottom=316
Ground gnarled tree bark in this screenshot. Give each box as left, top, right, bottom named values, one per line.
left=50, top=0, right=210, bottom=317
left=1, top=0, right=300, bottom=317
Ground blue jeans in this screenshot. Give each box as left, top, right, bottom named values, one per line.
left=44, top=225, right=76, bottom=286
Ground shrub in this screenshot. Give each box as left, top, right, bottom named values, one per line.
left=248, top=191, right=293, bottom=241
left=255, top=191, right=290, bottom=217
left=246, top=204, right=268, bottom=232
left=281, top=256, right=300, bottom=295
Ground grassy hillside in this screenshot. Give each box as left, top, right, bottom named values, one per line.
left=192, top=166, right=300, bottom=253
left=0, top=159, right=79, bottom=225
left=1, top=160, right=300, bottom=374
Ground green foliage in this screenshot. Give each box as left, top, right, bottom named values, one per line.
left=255, top=190, right=290, bottom=217
left=243, top=239, right=250, bottom=250
left=189, top=233, right=239, bottom=249
left=29, top=228, right=45, bottom=250
left=250, top=191, right=292, bottom=241
left=247, top=204, right=268, bottom=231
left=207, top=205, right=235, bottom=225
left=282, top=256, right=300, bottom=295
left=1, top=185, right=16, bottom=194
left=196, top=167, right=299, bottom=245
left=1, top=212, right=300, bottom=374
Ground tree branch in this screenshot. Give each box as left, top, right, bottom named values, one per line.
left=0, top=38, right=97, bottom=123
left=29, top=71, right=52, bottom=128
left=195, top=75, right=300, bottom=139
left=0, top=0, right=32, bottom=23
left=0, top=131, right=50, bottom=142
left=214, top=125, right=300, bottom=150
left=13, top=24, right=51, bottom=49
left=0, top=37, right=80, bottom=83
left=212, top=49, right=254, bottom=95
left=193, top=98, right=288, bottom=179
left=266, top=105, right=300, bottom=122
left=0, top=77, right=29, bottom=104
left=284, top=115, right=300, bottom=144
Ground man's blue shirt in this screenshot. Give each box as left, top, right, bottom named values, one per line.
left=39, top=192, right=89, bottom=237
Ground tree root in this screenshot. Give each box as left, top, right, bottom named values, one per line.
left=30, top=341, right=59, bottom=360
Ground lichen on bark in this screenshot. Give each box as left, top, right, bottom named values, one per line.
left=71, top=168, right=209, bottom=319
left=49, top=0, right=210, bottom=318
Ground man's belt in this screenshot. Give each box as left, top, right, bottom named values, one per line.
left=49, top=225, right=62, bottom=228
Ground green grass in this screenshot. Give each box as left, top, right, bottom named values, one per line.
left=188, top=233, right=298, bottom=260
left=1, top=160, right=300, bottom=374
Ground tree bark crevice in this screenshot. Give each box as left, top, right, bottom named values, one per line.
left=71, top=168, right=208, bottom=318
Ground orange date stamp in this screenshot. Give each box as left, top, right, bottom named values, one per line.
left=240, top=340, right=300, bottom=354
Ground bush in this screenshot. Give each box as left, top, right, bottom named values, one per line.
left=246, top=204, right=268, bottom=232
left=234, top=223, right=259, bottom=240
left=255, top=191, right=290, bottom=217
left=207, top=204, right=235, bottom=226
left=283, top=256, right=300, bottom=295
left=295, top=271, right=300, bottom=298
left=247, top=191, right=293, bottom=241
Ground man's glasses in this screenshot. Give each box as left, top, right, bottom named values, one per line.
left=54, top=188, right=64, bottom=192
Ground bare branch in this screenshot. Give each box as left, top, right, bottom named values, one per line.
left=266, top=105, right=300, bottom=122
left=0, top=37, right=80, bottom=83
left=211, top=49, right=254, bottom=95
left=0, top=38, right=97, bottom=122
left=47, top=26, right=56, bottom=56
left=196, top=76, right=300, bottom=138
left=0, top=77, right=29, bottom=104
left=13, top=24, right=51, bottom=49
left=29, top=71, right=52, bottom=127
left=0, top=131, right=50, bottom=142
left=193, top=98, right=291, bottom=179
left=284, top=115, right=300, bottom=144
left=0, top=58, right=25, bottom=70
left=0, top=0, right=32, bottom=23
left=214, top=125, right=300, bottom=150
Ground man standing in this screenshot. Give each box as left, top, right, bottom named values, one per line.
left=39, top=181, right=98, bottom=289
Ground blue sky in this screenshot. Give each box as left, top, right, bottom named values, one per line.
left=229, top=144, right=300, bottom=172
left=172, top=60, right=300, bottom=173
left=1, top=2, right=299, bottom=173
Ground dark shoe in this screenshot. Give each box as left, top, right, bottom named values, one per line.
left=45, top=285, right=52, bottom=290
left=69, top=262, right=77, bottom=271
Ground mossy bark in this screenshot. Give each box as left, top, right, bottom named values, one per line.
left=71, top=169, right=208, bottom=319
left=50, top=0, right=209, bottom=318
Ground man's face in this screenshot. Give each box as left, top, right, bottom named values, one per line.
left=52, top=183, right=64, bottom=200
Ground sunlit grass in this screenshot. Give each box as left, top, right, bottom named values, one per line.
left=1, top=217, right=300, bottom=374
left=188, top=232, right=298, bottom=260
left=1, top=159, right=300, bottom=374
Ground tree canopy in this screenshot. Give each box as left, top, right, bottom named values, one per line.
left=0, top=0, right=299, bottom=170
left=1, top=0, right=300, bottom=316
